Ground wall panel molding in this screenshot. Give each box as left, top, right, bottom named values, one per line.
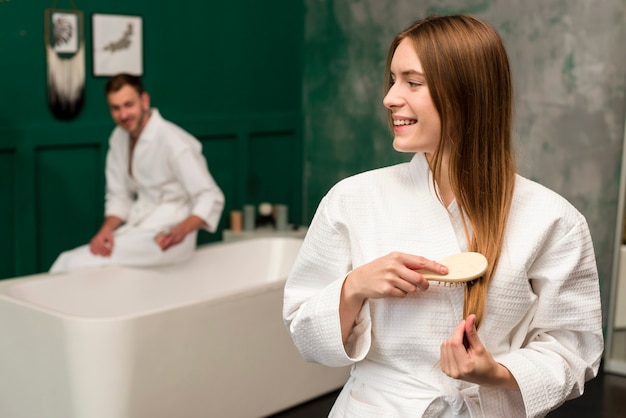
left=191, top=111, right=303, bottom=243
left=1, top=0, right=303, bottom=278
left=0, top=149, right=16, bottom=278
left=35, top=144, right=105, bottom=272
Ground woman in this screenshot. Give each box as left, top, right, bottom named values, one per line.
left=283, top=14, right=603, bottom=417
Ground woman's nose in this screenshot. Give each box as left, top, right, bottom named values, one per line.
left=383, top=85, right=401, bottom=110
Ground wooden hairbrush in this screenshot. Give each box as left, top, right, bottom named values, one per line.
left=416, top=252, right=487, bottom=285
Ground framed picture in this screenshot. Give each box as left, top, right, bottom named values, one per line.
left=92, top=14, right=143, bottom=77
left=47, top=10, right=82, bottom=54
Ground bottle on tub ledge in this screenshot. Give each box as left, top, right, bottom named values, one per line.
left=243, top=204, right=256, bottom=231
left=233, top=202, right=293, bottom=233
left=274, top=204, right=289, bottom=231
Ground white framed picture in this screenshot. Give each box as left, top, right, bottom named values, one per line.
left=92, top=14, right=143, bottom=77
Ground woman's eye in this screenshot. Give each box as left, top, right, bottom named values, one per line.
left=408, top=81, right=421, bottom=88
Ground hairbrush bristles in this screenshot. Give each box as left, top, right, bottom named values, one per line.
left=434, top=280, right=471, bottom=287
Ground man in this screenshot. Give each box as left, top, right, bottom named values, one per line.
left=50, top=73, right=224, bottom=273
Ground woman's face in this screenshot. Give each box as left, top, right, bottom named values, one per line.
left=383, top=38, right=442, bottom=154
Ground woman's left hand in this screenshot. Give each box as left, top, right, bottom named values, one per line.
left=440, top=314, right=519, bottom=389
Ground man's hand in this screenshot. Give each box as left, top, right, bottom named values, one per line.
left=155, top=215, right=206, bottom=251
left=89, top=230, right=114, bottom=256
left=89, top=216, right=123, bottom=256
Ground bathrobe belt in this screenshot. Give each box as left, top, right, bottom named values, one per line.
left=117, top=194, right=185, bottom=234
left=351, top=360, right=483, bottom=417
left=127, top=197, right=156, bottom=225
left=431, top=376, right=483, bottom=418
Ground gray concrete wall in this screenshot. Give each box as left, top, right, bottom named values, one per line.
left=303, top=0, right=626, bottom=324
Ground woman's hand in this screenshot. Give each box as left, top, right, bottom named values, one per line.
left=343, top=252, right=448, bottom=300
left=440, top=314, right=519, bottom=389
left=340, top=252, right=448, bottom=343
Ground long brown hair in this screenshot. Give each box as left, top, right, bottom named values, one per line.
left=384, top=15, right=516, bottom=328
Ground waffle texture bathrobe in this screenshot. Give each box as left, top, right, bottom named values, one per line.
left=50, top=109, right=224, bottom=273
left=283, top=153, right=603, bottom=417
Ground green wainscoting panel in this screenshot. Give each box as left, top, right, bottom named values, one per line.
left=0, top=150, right=16, bottom=278
left=0, top=0, right=303, bottom=277
left=35, top=145, right=104, bottom=272
left=198, top=134, right=238, bottom=245
left=248, top=130, right=301, bottom=226
left=186, top=112, right=304, bottom=242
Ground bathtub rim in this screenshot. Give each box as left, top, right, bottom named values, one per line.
left=0, top=236, right=301, bottom=322
left=0, top=274, right=287, bottom=323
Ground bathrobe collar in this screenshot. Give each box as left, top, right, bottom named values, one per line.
left=135, top=108, right=163, bottom=144
left=409, top=152, right=470, bottom=254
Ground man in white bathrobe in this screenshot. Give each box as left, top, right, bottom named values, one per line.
left=50, top=74, right=224, bottom=273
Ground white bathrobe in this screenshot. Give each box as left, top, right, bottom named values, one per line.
left=49, top=109, right=224, bottom=273
left=283, top=153, right=603, bottom=417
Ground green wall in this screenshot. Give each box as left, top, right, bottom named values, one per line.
left=0, top=0, right=303, bottom=277
left=6, top=0, right=623, bottom=330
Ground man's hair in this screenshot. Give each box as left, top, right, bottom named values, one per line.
left=105, top=73, right=145, bottom=95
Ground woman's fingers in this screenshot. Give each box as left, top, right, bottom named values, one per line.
left=463, top=314, right=480, bottom=349
left=347, top=251, right=453, bottom=299
left=347, top=252, right=432, bottom=298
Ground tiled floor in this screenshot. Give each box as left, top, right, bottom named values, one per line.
left=269, top=365, right=626, bottom=417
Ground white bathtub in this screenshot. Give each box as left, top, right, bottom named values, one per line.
left=0, top=237, right=349, bottom=418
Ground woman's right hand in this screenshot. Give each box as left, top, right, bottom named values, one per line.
left=339, top=252, right=448, bottom=344
left=344, top=252, right=448, bottom=300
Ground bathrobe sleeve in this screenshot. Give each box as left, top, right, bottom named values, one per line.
left=168, top=141, right=224, bottom=232
left=283, top=191, right=372, bottom=367
left=104, top=129, right=134, bottom=220
left=495, top=212, right=604, bottom=418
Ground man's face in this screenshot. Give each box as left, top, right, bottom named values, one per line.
left=107, top=85, right=150, bottom=139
